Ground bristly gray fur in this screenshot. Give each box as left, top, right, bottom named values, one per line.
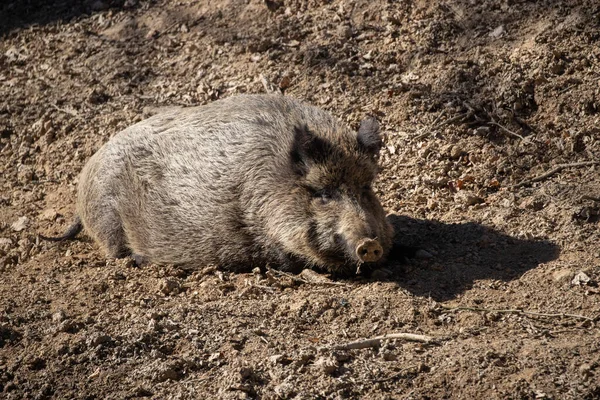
left=69, top=94, right=393, bottom=272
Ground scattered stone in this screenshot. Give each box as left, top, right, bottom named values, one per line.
left=579, top=363, right=593, bottom=378
left=571, top=271, right=591, bottom=286
left=489, top=25, right=506, bottom=38
left=154, top=363, right=181, bottom=382
left=454, top=191, right=485, bottom=206
left=159, top=278, right=181, bottom=295
left=27, top=357, right=46, bottom=370
left=314, top=356, right=338, bottom=375
left=39, top=209, right=59, bottom=221
left=239, top=366, right=253, bottom=380
left=520, top=197, right=545, bottom=211
left=11, top=216, right=30, bottom=232
left=415, top=249, right=434, bottom=259
left=370, top=268, right=393, bottom=280
left=52, top=310, right=67, bottom=323
left=450, top=145, right=463, bottom=159
left=300, top=269, right=333, bottom=284
left=274, top=378, right=296, bottom=398
left=0, top=238, right=12, bottom=250
left=552, top=269, right=573, bottom=282
left=87, top=333, right=112, bottom=347
left=381, top=350, right=397, bottom=361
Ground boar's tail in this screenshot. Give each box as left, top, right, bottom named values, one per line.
left=39, top=216, right=83, bottom=242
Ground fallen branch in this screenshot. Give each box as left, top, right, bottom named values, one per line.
left=413, top=110, right=445, bottom=140
left=267, top=268, right=349, bottom=287
left=440, top=305, right=597, bottom=322
left=329, top=332, right=438, bottom=350
left=51, top=103, right=84, bottom=121
left=259, top=74, right=281, bottom=94
left=487, top=121, right=525, bottom=140
left=414, top=111, right=469, bottom=141
left=510, top=161, right=600, bottom=189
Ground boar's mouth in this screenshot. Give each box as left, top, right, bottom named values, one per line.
left=313, top=233, right=377, bottom=269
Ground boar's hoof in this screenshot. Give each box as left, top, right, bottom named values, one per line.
left=356, top=239, right=383, bottom=263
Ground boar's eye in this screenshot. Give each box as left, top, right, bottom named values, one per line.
left=313, top=190, right=333, bottom=204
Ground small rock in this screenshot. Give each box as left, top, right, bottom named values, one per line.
left=572, top=271, right=591, bottom=286
left=17, top=167, right=34, bottom=183
left=415, top=249, right=434, bottom=259
left=269, top=354, right=286, bottom=364
left=370, top=268, right=393, bottom=280
left=279, top=75, right=292, bottom=90
left=520, top=197, right=545, bottom=211
left=87, top=333, right=112, bottom=347
left=314, top=356, right=338, bottom=375
left=474, top=126, right=490, bottom=135
left=0, top=238, right=13, bottom=250
left=552, top=269, right=573, bottom=282
left=381, top=350, right=397, bottom=361
left=454, top=191, right=484, bottom=206
left=551, top=61, right=565, bottom=75
left=239, top=366, right=253, bottom=380
left=333, top=352, right=351, bottom=362
left=57, top=320, right=78, bottom=333
left=337, top=24, right=353, bottom=39
left=150, top=349, right=166, bottom=359
left=40, top=209, right=59, bottom=221
left=27, top=357, right=46, bottom=370
left=300, top=269, right=333, bottom=284
left=11, top=216, right=30, bottom=232
left=52, top=310, right=67, bottom=323
left=154, top=364, right=181, bottom=382
left=274, top=379, right=296, bottom=398
left=489, top=25, right=506, bottom=38
left=159, top=278, right=181, bottom=295
left=450, top=145, right=462, bottom=159
left=579, top=363, right=593, bottom=378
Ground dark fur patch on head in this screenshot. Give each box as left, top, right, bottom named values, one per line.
left=357, top=117, right=382, bottom=155
left=290, top=124, right=333, bottom=175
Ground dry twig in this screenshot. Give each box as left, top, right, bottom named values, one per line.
left=51, top=103, right=84, bottom=121
left=440, top=305, right=597, bottom=322
left=259, top=74, right=281, bottom=94
left=267, top=268, right=349, bottom=287
left=487, top=121, right=525, bottom=140
left=329, top=332, right=438, bottom=350
left=510, top=161, right=600, bottom=189
left=413, top=111, right=470, bottom=141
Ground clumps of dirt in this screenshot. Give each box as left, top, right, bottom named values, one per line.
left=1, top=0, right=600, bottom=398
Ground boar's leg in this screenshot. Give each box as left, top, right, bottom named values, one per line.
left=85, top=211, right=129, bottom=259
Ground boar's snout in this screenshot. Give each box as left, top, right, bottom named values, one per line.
left=355, top=238, right=383, bottom=263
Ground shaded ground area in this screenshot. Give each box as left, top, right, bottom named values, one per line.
left=1, top=0, right=599, bottom=398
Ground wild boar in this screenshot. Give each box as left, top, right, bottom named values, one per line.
left=42, top=94, right=394, bottom=274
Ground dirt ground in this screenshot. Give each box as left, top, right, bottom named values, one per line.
left=1, top=0, right=600, bottom=398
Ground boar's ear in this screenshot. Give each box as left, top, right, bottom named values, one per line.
left=290, top=124, right=331, bottom=175
left=357, top=117, right=382, bottom=156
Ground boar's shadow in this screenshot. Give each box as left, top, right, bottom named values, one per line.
left=381, top=214, right=561, bottom=301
